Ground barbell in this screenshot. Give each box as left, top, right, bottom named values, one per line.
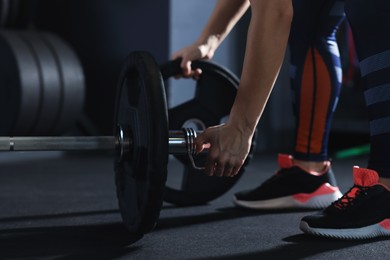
left=0, top=50, right=256, bottom=236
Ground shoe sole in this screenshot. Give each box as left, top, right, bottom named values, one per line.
left=233, top=184, right=342, bottom=210
left=300, top=220, right=390, bottom=240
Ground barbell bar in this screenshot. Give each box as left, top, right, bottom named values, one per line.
left=0, top=136, right=116, bottom=151
left=0, top=130, right=196, bottom=154
left=0, top=129, right=204, bottom=168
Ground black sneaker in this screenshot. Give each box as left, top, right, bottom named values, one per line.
left=233, top=154, right=342, bottom=209
left=300, top=166, right=390, bottom=239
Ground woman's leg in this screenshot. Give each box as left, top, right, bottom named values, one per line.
left=300, top=0, right=390, bottom=239
left=289, top=0, right=345, bottom=163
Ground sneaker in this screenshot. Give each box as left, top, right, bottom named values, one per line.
left=233, top=154, right=342, bottom=209
left=300, top=166, right=390, bottom=239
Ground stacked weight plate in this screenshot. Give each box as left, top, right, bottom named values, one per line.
left=0, top=30, right=85, bottom=135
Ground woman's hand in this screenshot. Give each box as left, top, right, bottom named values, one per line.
left=195, top=123, right=253, bottom=177
left=171, top=35, right=220, bottom=79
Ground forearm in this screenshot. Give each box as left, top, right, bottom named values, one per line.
left=229, top=0, right=293, bottom=136
left=196, top=0, right=250, bottom=54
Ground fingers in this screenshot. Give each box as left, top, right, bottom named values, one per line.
left=204, top=152, right=242, bottom=178
left=181, top=59, right=192, bottom=77
left=222, top=164, right=239, bottom=177
left=172, top=50, right=203, bottom=79
left=194, top=132, right=208, bottom=154
left=178, top=60, right=202, bottom=79
left=195, top=128, right=245, bottom=177
left=194, top=125, right=249, bottom=177
left=192, top=68, right=202, bottom=80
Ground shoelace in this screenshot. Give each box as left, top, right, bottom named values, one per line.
left=331, top=185, right=369, bottom=210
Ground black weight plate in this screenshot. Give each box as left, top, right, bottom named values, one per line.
left=40, top=32, right=85, bottom=134
left=0, top=30, right=41, bottom=135
left=160, top=59, right=257, bottom=206
left=20, top=32, right=62, bottom=135
left=114, top=51, right=168, bottom=235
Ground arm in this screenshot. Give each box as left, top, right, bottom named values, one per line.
left=195, top=0, right=293, bottom=177
left=172, top=0, right=250, bottom=77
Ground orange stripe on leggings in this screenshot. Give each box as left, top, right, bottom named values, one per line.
left=295, top=48, right=331, bottom=154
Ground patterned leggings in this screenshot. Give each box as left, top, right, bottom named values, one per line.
left=345, top=0, right=390, bottom=177
left=289, top=0, right=345, bottom=161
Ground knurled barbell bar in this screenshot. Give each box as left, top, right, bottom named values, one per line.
left=0, top=128, right=204, bottom=168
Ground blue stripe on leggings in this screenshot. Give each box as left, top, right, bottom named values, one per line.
left=290, top=64, right=297, bottom=79
left=364, top=83, right=390, bottom=105
left=360, top=50, right=390, bottom=77
left=370, top=116, right=390, bottom=136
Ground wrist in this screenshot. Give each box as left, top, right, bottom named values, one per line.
left=196, top=34, right=221, bottom=58
left=226, top=115, right=256, bottom=139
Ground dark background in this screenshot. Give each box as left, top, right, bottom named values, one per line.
left=5, top=0, right=170, bottom=135
left=1, top=0, right=369, bottom=155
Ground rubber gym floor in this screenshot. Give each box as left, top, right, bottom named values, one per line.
left=1, top=150, right=389, bottom=260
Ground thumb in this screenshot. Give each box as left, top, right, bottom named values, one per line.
left=194, top=132, right=209, bottom=154
left=180, top=58, right=192, bottom=77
